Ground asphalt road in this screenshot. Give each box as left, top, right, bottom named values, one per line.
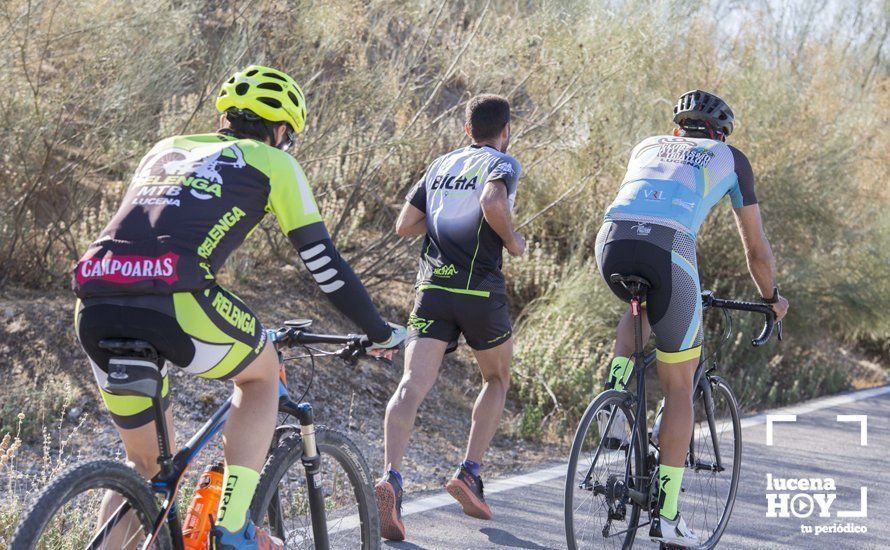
left=383, top=386, right=890, bottom=549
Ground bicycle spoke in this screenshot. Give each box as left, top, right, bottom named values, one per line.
left=34, top=487, right=150, bottom=550
left=261, top=454, right=364, bottom=548
left=568, top=397, right=641, bottom=549
left=684, top=379, right=740, bottom=547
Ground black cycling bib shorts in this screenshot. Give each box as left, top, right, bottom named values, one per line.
left=75, top=287, right=266, bottom=428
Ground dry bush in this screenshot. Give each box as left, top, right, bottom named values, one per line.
left=1, top=0, right=887, bottom=439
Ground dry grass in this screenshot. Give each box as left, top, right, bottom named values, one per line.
left=0, top=0, right=887, bottom=443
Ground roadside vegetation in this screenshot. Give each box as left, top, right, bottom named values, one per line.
left=1, top=0, right=887, bottom=456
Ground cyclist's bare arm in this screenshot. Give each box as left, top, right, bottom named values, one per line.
left=480, top=179, right=525, bottom=256
left=395, top=202, right=427, bottom=236
left=733, top=204, right=789, bottom=320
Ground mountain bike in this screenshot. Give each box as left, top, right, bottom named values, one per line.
left=564, top=274, right=782, bottom=549
left=11, top=319, right=383, bottom=550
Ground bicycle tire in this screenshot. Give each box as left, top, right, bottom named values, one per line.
left=10, top=459, right=171, bottom=550
left=565, top=389, right=644, bottom=550
left=685, top=375, right=742, bottom=549
left=251, top=426, right=380, bottom=549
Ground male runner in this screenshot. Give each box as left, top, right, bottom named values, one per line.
left=375, top=94, right=524, bottom=540
left=595, top=90, right=789, bottom=546
left=73, top=65, right=405, bottom=549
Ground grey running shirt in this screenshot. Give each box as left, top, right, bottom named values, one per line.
left=406, top=144, right=522, bottom=298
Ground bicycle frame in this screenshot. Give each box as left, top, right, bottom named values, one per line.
left=579, top=287, right=772, bottom=539
left=86, top=374, right=325, bottom=550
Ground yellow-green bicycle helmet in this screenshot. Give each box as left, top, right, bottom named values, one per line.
left=216, top=65, right=307, bottom=133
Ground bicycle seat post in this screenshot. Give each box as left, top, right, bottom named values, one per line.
left=629, top=287, right=647, bottom=375
left=153, top=391, right=174, bottom=476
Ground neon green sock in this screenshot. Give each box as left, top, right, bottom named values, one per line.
left=608, top=357, right=635, bottom=391
left=217, top=464, right=260, bottom=532
left=658, top=464, right=685, bottom=520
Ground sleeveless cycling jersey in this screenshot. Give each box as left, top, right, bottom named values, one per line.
left=405, top=144, right=522, bottom=298
left=603, top=135, right=757, bottom=238
left=73, top=133, right=328, bottom=297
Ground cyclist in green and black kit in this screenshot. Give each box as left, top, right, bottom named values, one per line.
left=73, top=65, right=405, bottom=549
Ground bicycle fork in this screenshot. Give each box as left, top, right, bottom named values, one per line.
left=296, top=403, right=330, bottom=550
left=688, top=374, right=725, bottom=473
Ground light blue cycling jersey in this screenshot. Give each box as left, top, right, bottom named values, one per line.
left=604, top=135, right=757, bottom=238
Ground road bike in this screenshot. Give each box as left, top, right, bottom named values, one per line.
left=11, top=319, right=383, bottom=549
left=565, top=274, right=782, bottom=549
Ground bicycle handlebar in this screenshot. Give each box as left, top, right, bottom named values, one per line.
left=701, top=292, right=782, bottom=347
left=270, top=324, right=372, bottom=364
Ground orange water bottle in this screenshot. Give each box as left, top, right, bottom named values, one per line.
left=183, top=461, right=225, bottom=549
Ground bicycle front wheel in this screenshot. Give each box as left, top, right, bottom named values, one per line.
left=10, top=459, right=170, bottom=550
left=684, top=375, right=742, bottom=549
left=565, top=389, right=644, bottom=550
left=252, top=426, right=379, bottom=549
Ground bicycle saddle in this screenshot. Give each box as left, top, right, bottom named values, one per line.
left=98, top=338, right=158, bottom=358
left=97, top=339, right=164, bottom=399
left=609, top=273, right=651, bottom=289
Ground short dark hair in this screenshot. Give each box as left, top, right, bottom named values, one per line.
left=465, top=94, right=510, bottom=141
left=222, top=110, right=284, bottom=143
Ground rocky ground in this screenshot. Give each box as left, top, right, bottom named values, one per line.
left=0, top=267, right=561, bottom=507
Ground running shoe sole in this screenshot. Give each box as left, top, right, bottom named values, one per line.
left=375, top=481, right=406, bottom=541
left=445, top=478, right=492, bottom=520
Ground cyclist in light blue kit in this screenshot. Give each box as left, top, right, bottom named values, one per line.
left=595, top=90, right=789, bottom=546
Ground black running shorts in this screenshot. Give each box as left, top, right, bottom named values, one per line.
left=406, top=290, right=512, bottom=351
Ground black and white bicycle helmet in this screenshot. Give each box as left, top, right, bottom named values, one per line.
left=672, top=90, right=734, bottom=136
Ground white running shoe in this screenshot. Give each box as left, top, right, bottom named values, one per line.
left=649, top=512, right=700, bottom=547
left=595, top=406, right=631, bottom=450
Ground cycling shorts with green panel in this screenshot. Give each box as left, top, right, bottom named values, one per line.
left=595, top=221, right=703, bottom=363
left=406, top=290, right=512, bottom=351
left=75, top=286, right=267, bottom=428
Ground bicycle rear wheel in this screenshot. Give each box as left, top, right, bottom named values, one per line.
left=565, top=390, right=644, bottom=550
left=252, top=426, right=379, bottom=549
left=10, top=460, right=170, bottom=550
left=683, top=375, right=742, bottom=549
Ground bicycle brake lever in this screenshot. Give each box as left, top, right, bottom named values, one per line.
left=777, top=320, right=784, bottom=342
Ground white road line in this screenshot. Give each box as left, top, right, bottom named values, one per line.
left=327, top=384, right=890, bottom=535
left=738, top=384, right=890, bottom=429
left=394, top=384, right=890, bottom=519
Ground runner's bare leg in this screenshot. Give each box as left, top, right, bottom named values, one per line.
left=384, top=338, right=448, bottom=470
left=464, top=338, right=513, bottom=463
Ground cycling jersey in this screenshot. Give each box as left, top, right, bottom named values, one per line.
left=74, top=133, right=326, bottom=295
left=73, top=132, right=390, bottom=343
left=603, top=135, right=757, bottom=238
left=406, top=144, right=522, bottom=298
